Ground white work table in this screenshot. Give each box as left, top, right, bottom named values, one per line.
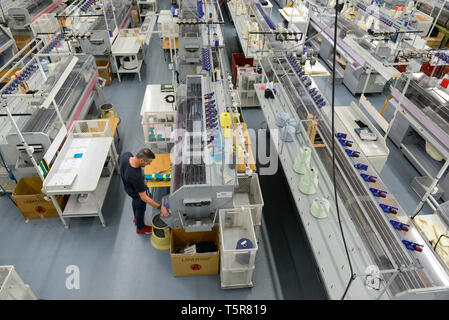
left=42, top=120, right=119, bottom=228
left=140, top=84, right=175, bottom=116
left=43, top=137, right=113, bottom=194
left=112, top=31, right=145, bottom=82
left=323, top=103, right=389, bottom=172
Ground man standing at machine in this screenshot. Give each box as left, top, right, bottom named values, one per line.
left=119, top=148, right=170, bottom=234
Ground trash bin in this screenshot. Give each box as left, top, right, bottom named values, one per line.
left=12, top=177, right=66, bottom=220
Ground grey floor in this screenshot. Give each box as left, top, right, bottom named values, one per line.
left=0, top=1, right=431, bottom=300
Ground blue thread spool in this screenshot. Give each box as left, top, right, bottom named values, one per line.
left=380, top=203, right=398, bottom=214
left=235, top=238, right=254, bottom=265
left=370, top=188, right=387, bottom=198
left=355, top=163, right=368, bottom=170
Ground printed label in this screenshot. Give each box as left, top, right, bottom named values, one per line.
left=217, top=192, right=233, bottom=199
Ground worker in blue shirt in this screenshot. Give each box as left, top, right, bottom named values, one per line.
left=119, top=148, right=169, bottom=234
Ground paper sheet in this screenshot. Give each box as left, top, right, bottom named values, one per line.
left=59, top=158, right=83, bottom=171
left=71, top=139, right=90, bottom=149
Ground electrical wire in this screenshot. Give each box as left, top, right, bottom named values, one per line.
left=330, top=0, right=355, bottom=300
left=434, top=234, right=449, bottom=251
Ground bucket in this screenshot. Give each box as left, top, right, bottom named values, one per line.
left=151, top=214, right=171, bottom=250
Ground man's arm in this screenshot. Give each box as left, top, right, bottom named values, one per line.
left=138, top=191, right=170, bottom=217
left=139, top=191, right=160, bottom=208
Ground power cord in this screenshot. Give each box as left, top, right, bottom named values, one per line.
left=164, top=94, right=175, bottom=104
left=331, top=0, right=355, bottom=300
left=434, top=234, right=449, bottom=252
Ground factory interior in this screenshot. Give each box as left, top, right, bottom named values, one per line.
left=2, top=0, right=449, bottom=302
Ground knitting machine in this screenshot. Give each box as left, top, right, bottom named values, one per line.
left=0, top=25, right=16, bottom=67
left=386, top=72, right=449, bottom=203
left=175, top=0, right=226, bottom=81
left=160, top=0, right=257, bottom=231
left=0, top=43, right=105, bottom=181
left=163, top=75, right=238, bottom=232
left=0, top=0, right=62, bottom=35
left=306, top=0, right=428, bottom=94
left=58, top=0, right=132, bottom=61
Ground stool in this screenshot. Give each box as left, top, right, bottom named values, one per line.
left=100, top=103, right=119, bottom=120
left=150, top=214, right=171, bottom=250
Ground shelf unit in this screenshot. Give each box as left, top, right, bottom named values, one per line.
left=140, top=84, right=176, bottom=153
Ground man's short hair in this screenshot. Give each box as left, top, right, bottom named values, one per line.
left=136, top=148, right=155, bottom=161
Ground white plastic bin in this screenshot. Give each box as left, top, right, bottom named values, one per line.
left=253, top=225, right=261, bottom=243
left=219, top=208, right=258, bottom=271
left=233, top=173, right=264, bottom=226
left=220, top=261, right=255, bottom=289
left=31, top=14, right=60, bottom=34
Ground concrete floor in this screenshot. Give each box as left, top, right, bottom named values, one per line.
left=0, top=0, right=432, bottom=300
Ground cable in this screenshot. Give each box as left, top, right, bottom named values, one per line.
left=434, top=234, right=449, bottom=252
left=164, top=94, right=175, bottom=103
left=330, top=0, right=355, bottom=300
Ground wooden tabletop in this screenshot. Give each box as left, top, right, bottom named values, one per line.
left=144, top=153, right=172, bottom=188
left=235, top=122, right=257, bottom=173
left=92, top=117, right=120, bottom=137
left=162, top=39, right=178, bottom=50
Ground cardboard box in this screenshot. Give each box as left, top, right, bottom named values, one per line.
left=170, top=226, right=220, bottom=277
left=13, top=35, right=33, bottom=54
left=95, top=60, right=113, bottom=86
left=422, top=32, right=444, bottom=49
left=12, top=177, right=66, bottom=220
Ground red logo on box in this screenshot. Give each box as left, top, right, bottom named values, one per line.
left=190, top=264, right=202, bottom=271
left=35, top=206, right=46, bottom=213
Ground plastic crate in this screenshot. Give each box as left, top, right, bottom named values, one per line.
left=411, top=176, right=443, bottom=200
left=0, top=266, right=36, bottom=300
left=254, top=225, right=261, bottom=242
left=233, top=173, right=264, bottom=226
left=31, top=14, right=60, bottom=35
left=237, top=67, right=264, bottom=91
left=157, top=10, right=179, bottom=39
left=220, top=260, right=255, bottom=289
left=219, top=208, right=258, bottom=271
